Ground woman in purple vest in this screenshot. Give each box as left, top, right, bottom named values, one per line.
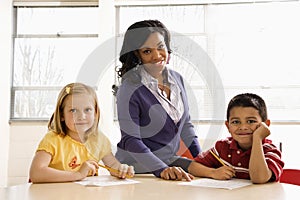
left=114, top=19, right=202, bottom=181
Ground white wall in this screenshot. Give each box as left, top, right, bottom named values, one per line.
left=0, top=0, right=13, bottom=187
left=8, top=124, right=47, bottom=185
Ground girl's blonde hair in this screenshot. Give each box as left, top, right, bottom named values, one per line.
left=48, top=83, right=100, bottom=136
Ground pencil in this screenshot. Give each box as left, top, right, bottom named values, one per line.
left=98, top=164, right=133, bottom=178
left=209, top=150, right=226, bottom=166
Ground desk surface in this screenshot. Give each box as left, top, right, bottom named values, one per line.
left=1, top=174, right=300, bottom=200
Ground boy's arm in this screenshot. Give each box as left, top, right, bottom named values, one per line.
left=248, top=122, right=273, bottom=183
left=189, top=153, right=236, bottom=180
left=188, top=161, right=217, bottom=178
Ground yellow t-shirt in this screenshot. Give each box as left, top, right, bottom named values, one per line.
left=37, top=130, right=111, bottom=172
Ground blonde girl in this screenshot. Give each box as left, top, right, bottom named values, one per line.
left=29, top=83, right=134, bottom=183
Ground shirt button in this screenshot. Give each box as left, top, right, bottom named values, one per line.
left=237, top=150, right=240, bottom=154
left=228, top=154, right=231, bottom=158
left=238, top=162, right=241, bottom=166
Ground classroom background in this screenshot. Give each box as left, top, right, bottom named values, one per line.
left=1, top=0, right=300, bottom=187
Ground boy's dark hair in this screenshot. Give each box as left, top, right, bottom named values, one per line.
left=226, top=93, right=268, bottom=121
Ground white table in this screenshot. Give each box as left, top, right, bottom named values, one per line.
left=1, top=174, right=299, bottom=200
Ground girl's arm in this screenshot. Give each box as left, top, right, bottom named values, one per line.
left=249, top=122, right=273, bottom=183
left=101, top=153, right=135, bottom=179
left=29, top=151, right=98, bottom=183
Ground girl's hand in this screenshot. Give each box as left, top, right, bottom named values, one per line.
left=116, top=164, right=135, bottom=179
left=77, top=160, right=99, bottom=179
left=211, top=166, right=236, bottom=180
left=160, top=166, right=194, bottom=181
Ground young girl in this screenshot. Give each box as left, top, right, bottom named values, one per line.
left=29, top=83, right=134, bottom=183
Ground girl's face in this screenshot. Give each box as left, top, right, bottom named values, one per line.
left=137, top=32, right=168, bottom=78
left=225, top=106, right=262, bottom=150
left=61, top=94, right=96, bottom=140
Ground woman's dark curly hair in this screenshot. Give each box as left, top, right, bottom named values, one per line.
left=116, top=19, right=172, bottom=78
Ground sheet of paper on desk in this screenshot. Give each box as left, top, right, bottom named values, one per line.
left=179, top=178, right=252, bottom=190
left=75, top=175, right=140, bottom=187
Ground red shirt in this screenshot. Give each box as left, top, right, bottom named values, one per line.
left=194, top=137, right=284, bottom=181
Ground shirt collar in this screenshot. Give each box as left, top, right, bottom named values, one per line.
left=140, top=65, right=175, bottom=87
left=228, top=137, right=252, bottom=155
left=140, top=66, right=157, bottom=87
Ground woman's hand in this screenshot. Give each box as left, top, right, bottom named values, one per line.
left=160, top=166, right=194, bottom=181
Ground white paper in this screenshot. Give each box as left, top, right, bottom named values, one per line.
left=75, top=175, right=140, bottom=187
left=179, top=178, right=252, bottom=190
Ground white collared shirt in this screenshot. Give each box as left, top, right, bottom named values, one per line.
left=140, top=66, right=184, bottom=124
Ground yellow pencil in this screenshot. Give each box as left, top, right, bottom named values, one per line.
left=209, top=150, right=226, bottom=166
left=98, top=164, right=133, bottom=178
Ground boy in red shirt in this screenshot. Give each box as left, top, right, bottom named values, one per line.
left=192, top=93, right=284, bottom=183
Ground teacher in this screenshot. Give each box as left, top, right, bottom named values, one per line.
left=114, top=19, right=201, bottom=181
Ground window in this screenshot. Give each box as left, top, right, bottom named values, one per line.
left=115, top=1, right=300, bottom=150
left=12, top=2, right=100, bottom=120
left=115, top=1, right=300, bottom=122
left=115, top=5, right=217, bottom=120
left=12, top=1, right=300, bottom=125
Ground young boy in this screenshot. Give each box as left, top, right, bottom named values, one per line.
left=191, top=93, right=284, bottom=184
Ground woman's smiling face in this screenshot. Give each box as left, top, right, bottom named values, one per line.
left=137, top=32, right=168, bottom=78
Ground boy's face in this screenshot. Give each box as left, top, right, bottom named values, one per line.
left=225, top=106, right=263, bottom=150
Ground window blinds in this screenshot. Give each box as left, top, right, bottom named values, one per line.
left=13, top=0, right=98, bottom=6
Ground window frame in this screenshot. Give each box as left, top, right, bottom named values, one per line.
left=11, top=3, right=99, bottom=122
left=113, top=1, right=300, bottom=125
left=11, top=0, right=300, bottom=124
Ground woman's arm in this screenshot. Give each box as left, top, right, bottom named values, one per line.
left=180, top=115, right=201, bottom=158
left=174, top=71, right=201, bottom=157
